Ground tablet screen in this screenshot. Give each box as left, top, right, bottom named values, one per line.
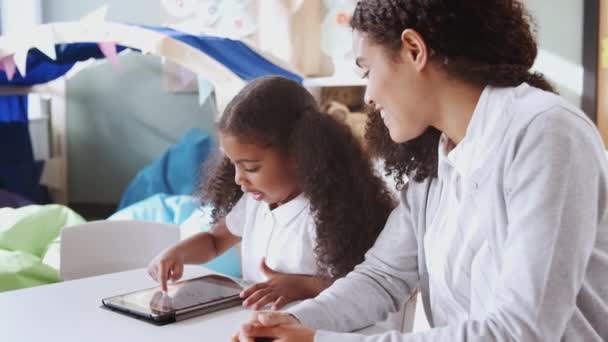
left=104, top=274, right=242, bottom=314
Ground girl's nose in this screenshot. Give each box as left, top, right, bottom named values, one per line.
left=234, top=168, right=245, bottom=186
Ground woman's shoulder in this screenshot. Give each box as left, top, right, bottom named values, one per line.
left=507, top=83, right=595, bottom=135
left=500, top=84, right=607, bottom=176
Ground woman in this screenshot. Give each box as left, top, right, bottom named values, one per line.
left=234, top=1, right=608, bottom=341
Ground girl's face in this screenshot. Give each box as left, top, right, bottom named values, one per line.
left=353, top=29, right=437, bottom=143
left=219, top=132, right=300, bottom=207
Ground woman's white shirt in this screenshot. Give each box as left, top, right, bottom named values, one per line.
left=225, top=192, right=318, bottom=283
left=425, top=86, right=513, bottom=324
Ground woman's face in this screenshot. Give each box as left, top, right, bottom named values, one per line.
left=219, top=132, right=300, bottom=207
left=353, top=30, right=436, bottom=143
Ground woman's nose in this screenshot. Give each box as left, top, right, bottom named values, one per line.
left=364, top=91, right=376, bottom=110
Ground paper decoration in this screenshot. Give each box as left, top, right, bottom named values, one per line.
left=214, top=0, right=256, bottom=39
left=161, top=0, right=198, bottom=18
left=12, top=47, right=29, bottom=77
left=196, top=0, right=221, bottom=26
left=34, top=28, right=57, bottom=60
left=197, top=75, right=215, bottom=106
left=80, top=4, right=108, bottom=23
left=321, top=0, right=355, bottom=57
left=178, top=63, right=197, bottom=87
left=0, top=4, right=111, bottom=79
left=98, top=42, right=120, bottom=70
left=321, top=0, right=357, bottom=76
left=163, top=0, right=256, bottom=39
left=0, top=54, right=17, bottom=81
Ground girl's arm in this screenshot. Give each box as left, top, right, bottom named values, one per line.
left=240, top=260, right=334, bottom=310
left=177, top=219, right=241, bottom=264
left=148, top=219, right=241, bottom=291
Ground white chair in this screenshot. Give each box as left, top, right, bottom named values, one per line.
left=60, top=220, right=180, bottom=281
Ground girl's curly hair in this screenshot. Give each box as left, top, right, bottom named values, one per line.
left=200, top=76, right=396, bottom=279
left=351, top=0, right=556, bottom=186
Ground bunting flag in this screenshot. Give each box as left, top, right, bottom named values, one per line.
left=80, top=4, right=108, bottom=23
left=1, top=20, right=57, bottom=78
left=0, top=54, right=17, bottom=81
left=178, top=64, right=196, bottom=88
left=34, top=29, right=58, bottom=61
left=98, top=42, right=120, bottom=70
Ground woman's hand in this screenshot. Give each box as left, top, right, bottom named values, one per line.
left=147, top=247, right=185, bottom=292
left=232, top=311, right=315, bottom=342
left=240, top=258, right=324, bottom=310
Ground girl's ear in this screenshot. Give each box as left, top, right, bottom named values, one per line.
left=283, top=152, right=300, bottom=181
left=399, top=28, right=429, bottom=72
left=286, top=154, right=298, bottom=171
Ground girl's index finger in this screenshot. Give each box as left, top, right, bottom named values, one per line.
left=159, top=264, right=169, bottom=292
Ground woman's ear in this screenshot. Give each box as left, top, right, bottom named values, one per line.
left=399, top=28, right=429, bottom=71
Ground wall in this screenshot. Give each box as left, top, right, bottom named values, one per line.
left=67, top=53, right=216, bottom=204
left=526, top=0, right=585, bottom=109
left=41, top=0, right=160, bottom=25
left=0, top=0, right=41, bottom=33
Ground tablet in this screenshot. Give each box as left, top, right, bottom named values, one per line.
left=101, top=274, right=244, bottom=325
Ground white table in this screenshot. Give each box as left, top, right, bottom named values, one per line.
left=1, top=266, right=387, bottom=341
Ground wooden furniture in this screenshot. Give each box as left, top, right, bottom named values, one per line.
left=597, top=0, right=608, bottom=145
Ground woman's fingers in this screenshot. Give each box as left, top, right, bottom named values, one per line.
left=241, top=324, right=285, bottom=341
left=233, top=331, right=255, bottom=342
left=271, top=296, right=289, bottom=311
left=257, top=311, right=299, bottom=326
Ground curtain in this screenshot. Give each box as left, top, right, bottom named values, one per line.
left=0, top=95, right=49, bottom=203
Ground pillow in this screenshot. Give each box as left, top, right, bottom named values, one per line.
left=118, top=128, right=214, bottom=210
left=0, top=204, right=85, bottom=292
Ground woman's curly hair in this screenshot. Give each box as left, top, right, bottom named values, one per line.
left=351, top=0, right=556, bottom=187
left=200, top=76, right=396, bottom=279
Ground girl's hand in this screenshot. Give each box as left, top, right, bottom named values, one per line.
left=240, top=258, right=320, bottom=310
left=232, top=311, right=315, bottom=342
left=147, top=247, right=185, bottom=292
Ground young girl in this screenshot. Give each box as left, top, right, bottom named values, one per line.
left=235, top=1, right=608, bottom=341
left=148, top=75, right=395, bottom=310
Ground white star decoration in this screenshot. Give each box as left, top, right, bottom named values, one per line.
left=0, top=4, right=110, bottom=79
left=80, top=5, right=108, bottom=24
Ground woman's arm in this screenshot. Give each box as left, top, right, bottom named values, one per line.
left=287, top=110, right=608, bottom=341
left=286, top=188, right=422, bottom=332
